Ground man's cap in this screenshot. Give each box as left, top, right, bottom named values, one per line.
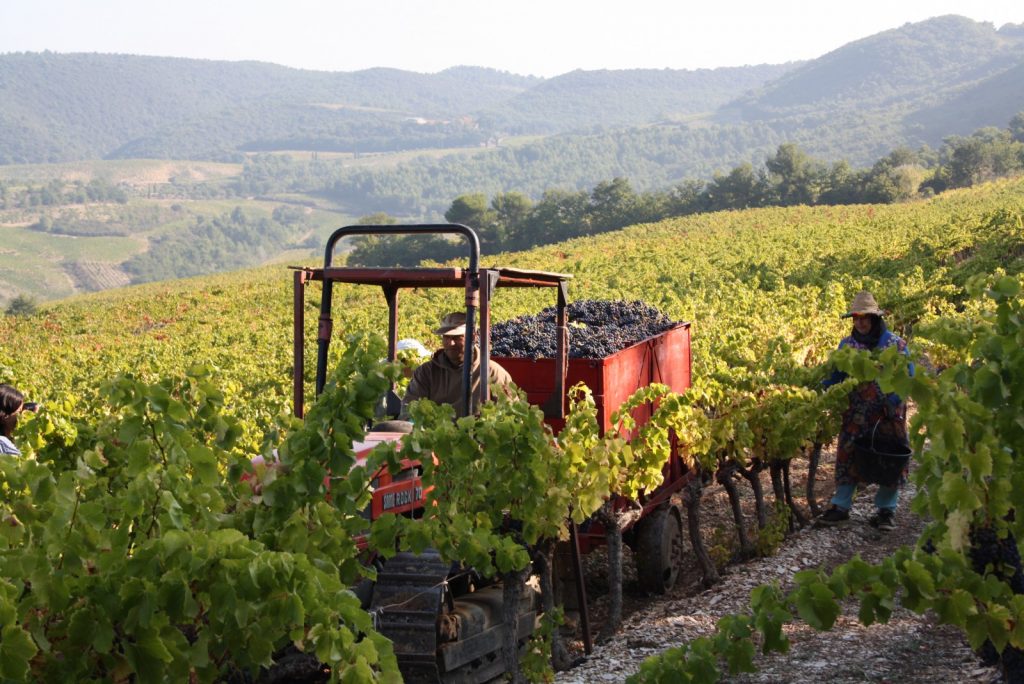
left=434, top=311, right=467, bottom=336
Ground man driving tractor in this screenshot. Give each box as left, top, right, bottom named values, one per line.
left=402, top=311, right=514, bottom=417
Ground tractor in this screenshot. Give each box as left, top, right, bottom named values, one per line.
left=290, top=224, right=694, bottom=682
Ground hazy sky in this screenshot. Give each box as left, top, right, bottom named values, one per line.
left=1, top=0, right=1021, bottom=77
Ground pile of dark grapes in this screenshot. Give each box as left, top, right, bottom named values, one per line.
left=491, top=299, right=679, bottom=360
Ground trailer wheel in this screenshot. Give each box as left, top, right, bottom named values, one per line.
left=635, top=505, right=684, bottom=594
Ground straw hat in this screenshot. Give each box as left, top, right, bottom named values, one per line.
left=433, top=311, right=467, bottom=336
left=841, top=291, right=885, bottom=318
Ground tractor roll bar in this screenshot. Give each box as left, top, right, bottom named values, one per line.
left=315, top=224, right=481, bottom=417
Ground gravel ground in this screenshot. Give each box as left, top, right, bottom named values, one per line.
left=554, top=452, right=1005, bottom=684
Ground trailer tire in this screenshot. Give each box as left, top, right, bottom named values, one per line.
left=635, top=505, right=683, bottom=594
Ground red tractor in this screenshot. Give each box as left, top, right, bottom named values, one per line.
left=291, top=224, right=694, bottom=682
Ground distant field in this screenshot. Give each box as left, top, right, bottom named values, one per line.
left=1, top=227, right=143, bottom=262
left=256, top=136, right=547, bottom=171
left=0, top=159, right=242, bottom=185
left=0, top=189, right=350, bottom=305
left=0, top=145, right=547, bottom=306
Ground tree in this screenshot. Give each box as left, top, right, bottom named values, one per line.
left=1007, top=111, right=1024, bottom=144
left=943, top=128, right=1022, bottom=188
left=585, top=178, right=638, bottom=233
left=588, top=177, right=640, bottom=233
left=705, top=163, right=768, bottom=211
left=862, top=147, right=924, bottom=203
left=34, top=215, right=53, bottom=233
left=522, top=189, right=591, bottom=245
left=664, top=179, right=709, bottom=217
left=764, top=143, right=822, bottom=206
left=356, top=212, right=398, bottom=225
left=817, top=160, right=864, bottom=205
left=5, top=294, right=38, bottom=317
left=490, top=192, right=533, bottom=249
left=272, top=205, right=306, bottom=225
left=445, top=194, right=500, bottom=249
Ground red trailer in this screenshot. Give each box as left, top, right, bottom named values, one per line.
left=495, top=322, right=694, bottom=602
left=495, top=322, right=692, bottom=546
left=292, top=223, right=694, bottom=682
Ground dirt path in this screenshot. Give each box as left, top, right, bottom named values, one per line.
left=555, top=458, right=1004, bottom=683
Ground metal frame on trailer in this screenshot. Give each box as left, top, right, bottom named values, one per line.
left=291, top=224, right=573, bottom=421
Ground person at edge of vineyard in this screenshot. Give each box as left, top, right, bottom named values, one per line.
left=0, top=384, right=34, bottom=456
left=816, top=291, right=914, bottom=532
left=401, top=311, right=514, bottom=418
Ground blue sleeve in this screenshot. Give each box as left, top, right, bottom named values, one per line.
left=821, top=339, right=848, bottom=389
left=885, top=336, right=913, bottom=405
left=822, top=369, right=847, bottom=389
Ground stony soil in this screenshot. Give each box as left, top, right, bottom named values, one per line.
left=554, top=449, right=1005, bottom=684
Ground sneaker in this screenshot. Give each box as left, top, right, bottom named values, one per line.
left=816, top=506, right=850, bottom=527
left=870, top=509, right=896, bottom=531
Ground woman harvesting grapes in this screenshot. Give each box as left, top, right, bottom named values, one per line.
left=816, top=291, right=913, bottom=531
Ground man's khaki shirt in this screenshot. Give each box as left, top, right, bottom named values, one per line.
left=403, top=348, right=513, bottom=416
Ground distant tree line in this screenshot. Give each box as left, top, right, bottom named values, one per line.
left=122, top=206, right=308, bottom=283
left=347, top=112, right=1024, bottom=266
left=233, top=154, right=351, bottom=197
left=0, top=177, right=128, bottom=210
left=28, top=204, right=183, bottom=238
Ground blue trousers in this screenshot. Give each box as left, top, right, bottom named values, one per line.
left=831, top=483, right=898, bottom=512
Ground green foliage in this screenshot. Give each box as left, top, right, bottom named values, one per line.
left=383, top=388, right=573, bottom=576
left=520, top=607, right=563, bottom=683
left=122, top=208, right=308, bottom=284
left=0, top=356, right=404, bottom=682
left=753, top=502, right=790, bottom=558
left=629, top=276, right=1024, bottom=682
left=706, top=526, right=734, bottom=572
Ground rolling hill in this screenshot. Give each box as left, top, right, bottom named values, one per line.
left=1, top=15, right=1024, bottom=309
left=1, top=15, right=1022, bottom=169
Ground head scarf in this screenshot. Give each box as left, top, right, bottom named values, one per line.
left=851, top=315, right=886, bottom=349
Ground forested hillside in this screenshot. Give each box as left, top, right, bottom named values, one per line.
left=2, top=15, right=1024, bottom=309
left=0, top=54, right=539, bottom=163
left=731, top=16, right=1023, bottom=113
left=2, top=15, right=1022, bottom=173
left=474, top=65, right=795, bottom=134
left=0, top=54, right=781, bottom=165
left=719, top=15, right=1024, bottom=157
left=2, top=109, right=1022, bottom=307
left=345, top=16, right=1024, bottom=205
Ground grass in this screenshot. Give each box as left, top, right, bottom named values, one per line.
left=1, top=227, right=143, bottom=262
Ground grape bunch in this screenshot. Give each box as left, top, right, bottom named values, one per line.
left=968, top=524, right=1024, bottom=676
left=491, top=299, right=679, bottom=360
left=968, top=524, right=1024, bottom=593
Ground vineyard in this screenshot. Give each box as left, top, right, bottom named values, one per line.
left=0, top=177, right=1023, bottom=682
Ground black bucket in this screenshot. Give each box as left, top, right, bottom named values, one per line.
left=852, top=423, right=911, bottom=487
